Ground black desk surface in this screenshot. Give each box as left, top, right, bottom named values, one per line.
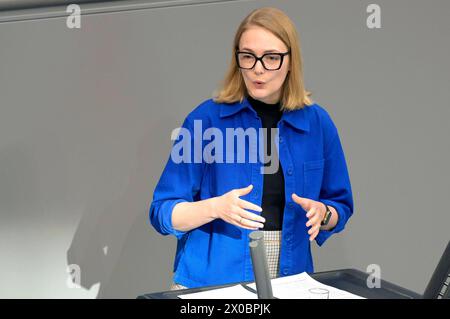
left=137, top=268, right=422, bottom=299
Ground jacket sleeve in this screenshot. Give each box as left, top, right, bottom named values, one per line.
left=149, top=117, right=206, bottom=240
left=315, top=126, right=354, bottom=247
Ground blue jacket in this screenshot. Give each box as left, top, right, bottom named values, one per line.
left=149, top=96, right=354, bottom=288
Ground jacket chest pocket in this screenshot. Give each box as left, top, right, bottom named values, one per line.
left=303, top=159, right=325, bottom=200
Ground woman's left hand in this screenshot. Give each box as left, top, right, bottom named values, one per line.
left=292, top=193, right=326, bottom=242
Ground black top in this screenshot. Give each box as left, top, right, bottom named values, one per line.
left=247, top=95, right=285, bottom=231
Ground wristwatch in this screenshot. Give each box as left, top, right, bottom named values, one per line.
left=321, top=204, right=332, bottom=226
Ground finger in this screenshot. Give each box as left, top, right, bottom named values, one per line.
left=236, top=207, right=265, bottom=225
left=308, top=224, right=321, bottom=237
left=241, top=217, right=265, bottom=229
left=241, top=225, right=260, bottom=230
left=306, top=207, right=317, bottom=219
left=306, top=210, right=321, bottom=227
left=237, top=198, right=263, bottom=213
left=291, top=193, right=310, bottom=210
left=235, top=184, right=254, bottom=196
left=232, top=213, right=263, bottom=229
left=311, top=213, right=322, bottom=226
left=309, top=229, right=320, bottom=241
left=230, top=213, right=243, bottom=224
left=230, top=214, right=259, bottom=230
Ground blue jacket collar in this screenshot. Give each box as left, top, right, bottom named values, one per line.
left=219, top=98, right=248, bottom=118
left=219, top=96, right=310, bottom=132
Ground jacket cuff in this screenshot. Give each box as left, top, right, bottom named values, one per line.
left=315, top=199, right=346, bottom=246
left=155, top=198, right=189, bottom=240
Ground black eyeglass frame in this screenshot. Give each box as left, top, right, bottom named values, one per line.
left=235, top=50, right=290, bottom=71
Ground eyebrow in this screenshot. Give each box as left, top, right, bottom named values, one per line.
left=240, top=47, right=282, bottom=53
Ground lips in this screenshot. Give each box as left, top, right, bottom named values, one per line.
left=253, top=81, right=266, bottom=88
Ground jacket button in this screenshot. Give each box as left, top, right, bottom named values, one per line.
left=283, top=269, right=289, bottom=275
left=279, top=137, right=284, bottom=143
left=287, top=168, right=293, bottom=175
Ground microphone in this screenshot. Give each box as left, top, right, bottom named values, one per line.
left=249, top=231, right=274, bottom=299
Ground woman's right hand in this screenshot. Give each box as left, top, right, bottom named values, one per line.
left=210, top=184, right=265, bottom=230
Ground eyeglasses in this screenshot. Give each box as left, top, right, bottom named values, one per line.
left=235, top=50, right=290, bottom=71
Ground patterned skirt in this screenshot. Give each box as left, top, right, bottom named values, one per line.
left=170, top=230, right=282, bottom=291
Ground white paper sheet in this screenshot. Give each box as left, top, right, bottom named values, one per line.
left=247, top=272, right=365, bottom=299
left=178, top=284, right=258, bottom=299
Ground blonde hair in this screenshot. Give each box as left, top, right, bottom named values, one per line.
left=213, top=7, right=313, bottom=111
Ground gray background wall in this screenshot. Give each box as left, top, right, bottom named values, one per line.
left=0, top=0, right=448, bottom=298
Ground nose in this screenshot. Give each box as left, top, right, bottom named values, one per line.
left=253, top=59, right=265, bottom=74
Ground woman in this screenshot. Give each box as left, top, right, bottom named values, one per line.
left=149, top=7, right=353, bottom=290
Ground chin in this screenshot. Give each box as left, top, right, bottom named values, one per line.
left=249, top=90, right=267, bottom=98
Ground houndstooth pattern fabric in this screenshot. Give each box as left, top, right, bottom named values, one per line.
left=169, top=230, right=282, bottom=291
left=263, top=230, right=282, bottom=280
